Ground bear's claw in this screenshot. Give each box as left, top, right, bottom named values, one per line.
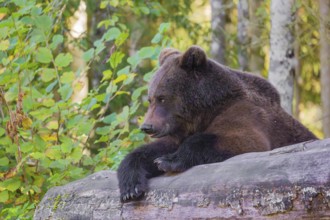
left=119, top=175, right=147, bottom=203
left=120, top=187, right=145, bottom=202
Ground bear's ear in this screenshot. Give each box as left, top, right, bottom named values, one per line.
left=159, top=48, right=180, bottom=66
left=180, top=46, right=207, bottom=70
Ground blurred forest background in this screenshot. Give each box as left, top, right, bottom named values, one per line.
left=0, top=0, right=329, bottom=218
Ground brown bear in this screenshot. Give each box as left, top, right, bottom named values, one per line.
left=117, top=46, right=317, bottom=202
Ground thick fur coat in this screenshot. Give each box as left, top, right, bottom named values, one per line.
left=117, top=46, right=317, bottom=202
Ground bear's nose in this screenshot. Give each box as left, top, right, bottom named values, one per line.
left=140, top=124, right=154, bottom=134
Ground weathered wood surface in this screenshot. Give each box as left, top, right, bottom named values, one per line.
left=34, top=139, right=330, bottom=220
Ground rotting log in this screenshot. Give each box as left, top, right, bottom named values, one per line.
left=34, top=139, right=330, bottom=220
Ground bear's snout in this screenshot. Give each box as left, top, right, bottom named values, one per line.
left=140, top=123, right=155, bottom=134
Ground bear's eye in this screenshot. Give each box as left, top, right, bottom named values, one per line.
left=157, top=96, right=165, bottom=103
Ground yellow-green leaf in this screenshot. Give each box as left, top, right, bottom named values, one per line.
left=22, top=116, right=32, bottom=130
left=36, top=47, right=53, bottom=64
left=55, top=53, right=73, bottom=67
left=0, top=40, right=10, bottom=51
left=60, top=71, right=75, bottom=84
left=83, top=48, right=94, bottom=62
left=4, top=178, right=21, bottom=192
left=0, top=190, right=8, bottom=203
left=40, top=68, right=56, bottom=82
left=34, top=15, right=52, bottom=34
left=0, top=157, right=9, bottom=166
left=101, top=70, right=113, bottom=82
left=113, top=74, right=127, bottom=84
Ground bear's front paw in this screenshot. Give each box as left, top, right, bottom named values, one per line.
left=119, top=173, right=148, bottom=203
left=154, top=154, right=186, bottom=172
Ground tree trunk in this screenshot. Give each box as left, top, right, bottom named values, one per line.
left=67, top=0, right=88, bottom=104
left=294, top=19, right=301, bottom=119
left=34, top=139, right=330, bottom=219
left=248, top=0, right=263, bottom=75
left=268, top=0, right=296, bottom=115
left=237, top=0, right=249, bottom=71
left=210, top=0, right=226, bottom=64
left=319, top=0, right=330, bottom=138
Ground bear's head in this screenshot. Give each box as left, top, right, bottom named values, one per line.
left=140, top=46, right=243, bottom=140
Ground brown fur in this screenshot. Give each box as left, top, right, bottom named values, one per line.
left=117, top=46, right=317, bottom=203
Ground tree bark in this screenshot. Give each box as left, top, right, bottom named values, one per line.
left=237, top=0, right=249, bottom=71
left=294, top=19, right=301, bottom=119
left=268, top=0, right=296, bottom=115
left=210, top=0, right=227, bottom=64
left=67, top=0, right=88, bottom=104
left=319, top=0, right=330, bottom=138
left=248, top=1, right=263, bottom=75
left=34, top=139, right=330, bottom=220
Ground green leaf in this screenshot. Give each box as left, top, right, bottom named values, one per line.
left=4, top=178, right=21, bottom=192
left=45, top=146, right=62, bottom=160
left=138, top=47, right=155, bottom=59
left=109, top=51, right=125, bottom=69
left=31, top=152, right=45, bottom=159
left=23, top=96, right=34, bottom=112
left=103, top=27, right=121, bottom=41
left=115, top=32, right=129, bottom=47
left=139, top=6, right=150, bottom=15
left=58, top=84, right=73, bottom=101
left=127, top=54, right=140, bottom=69
left=151, top=33, right=162, bottom=44
left=117, top=106, right=129, bottom=122
left=50, top=35, right=64, bottom=49
left=0, top=157, right=9, bottom=166
left=83, top=97, right=98, bottom=111
left=93, top=39, right=105, bottom=56
left=123, top=73, right=136, bottom=85
left=50, top=159, right=69, bottom=169
left=46, top=80, right=58, bottom=93
left=34, top=15, right=52, bottom=34
left=115, top=91, right=130, bottom=96
left=82, top=156, right=94, bottom=166
left=0, top=127, right=5, bottom=137
left=21, top=142, right=33, bottom=153
left=60, top=71, right=75, bottom=84
left=113, top=74, right=127, bottom=84
left=101, top=70, right=113, bottom=82
left=36, top=47, right=53, bottom=64
left=55, top=53, right=73, bottom=67
left=83, top=48, right=94, bottom=62
left=130, top=132, right=145, bottom=142
left=110, top=0, right=119, bottom=7
left=60, top=142, right=73, bottom=154
left=0, top=190, right=9, bottom=203
left=132, top=86, right=147, bottom=101
left=42, top=98, right=55, bottom=107
left=159, top=22, right=171, bottom=33
left=100, top=1, right=109, bottom=9
left=117, top=66, right=130, bottom=75
left=76, top=121, right=93, bottom=135
left=71, top=147, right=83, bottom=162
left=0, top=39, right=10, bottom=51
left=0, top=191, right=8, bottom=203
left=130, top=100, right=140, bottom=115
left=30, top=108, right=54, bottom=121
left=143, top=70, right=154, bottom=82
left=96, top=126, right=111, bottom=135
left=103, top=113, right=117, bottom=124
left=40, top=68, right=56, bottom=82
left=30, top=29, right=47, bottom=43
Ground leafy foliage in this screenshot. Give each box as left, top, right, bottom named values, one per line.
left=0, top=0, right=175, bottom=219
